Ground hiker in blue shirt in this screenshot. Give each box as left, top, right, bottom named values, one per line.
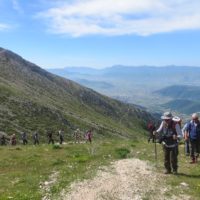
left=186, top=113, right=200, bottom=164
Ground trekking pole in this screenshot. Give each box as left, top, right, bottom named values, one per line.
left=153, top=133, right=157, bottom=167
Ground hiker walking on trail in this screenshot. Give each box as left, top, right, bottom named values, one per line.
left=47, top=131, right=54, bottom=144
left=147, top=122, right=156, bottom=143
left=33, top=131, right=39, bottom=145
left=21, top=132, right=28, bottom=145
left=74, top=128, right=81, bottom=143
left=1, top=135, right=6, bottom=145
left=85, top=129, right=93, bottom=144
left=154, top=112, right=182, bottom=174
left=58, top=129, right=64, bottom=144
left=185, top=113, right=200, bottom=164
left=11, top=134, right=17, bottom=145
left=182, top=122, right=190, bottom=156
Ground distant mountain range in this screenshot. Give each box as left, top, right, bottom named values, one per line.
left=155, top=85, right=200, bottom=114
left=0, top=47, right=154, bottom=139
left=48, top=65, right=200, bottom=115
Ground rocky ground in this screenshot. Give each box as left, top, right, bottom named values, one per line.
left=58, top=158, right=192, bottom=200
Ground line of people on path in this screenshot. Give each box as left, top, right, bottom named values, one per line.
left=148, top=111, right=200, bottom=175
left=73, top=128, right=93, bottom=144
left=0, top=128, right=93, bottom=146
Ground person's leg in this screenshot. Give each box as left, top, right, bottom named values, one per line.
left=171, top=147, right=178, bottom=174
left=194, top=140, right=199, bottom=163
left=185, top=140, right=190, bottom=155
left=190, top=140, right=195, bottom=163
left=164, top=147, right=171, bottom=173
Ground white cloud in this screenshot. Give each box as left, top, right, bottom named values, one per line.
left=0, top=23, right=10, bottom=31
left=37, top=0, right=200, bottom=37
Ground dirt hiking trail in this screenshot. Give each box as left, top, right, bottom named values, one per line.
left=60, top=158, right=191, bottom=200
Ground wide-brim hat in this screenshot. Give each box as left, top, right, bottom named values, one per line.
left=161, top=112, right=173, bottom=120
left=172, top=116, right=181, bottom=122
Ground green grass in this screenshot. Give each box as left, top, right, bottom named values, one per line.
left=0, top=139, right=199, bottom=200
left=0, top=139, right=135, bottom=200
left=134, top=141, right=200, bottom=200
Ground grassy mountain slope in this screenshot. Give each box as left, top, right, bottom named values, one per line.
left=0, top=48, right=154, bottom=139
left=155, top=85, right=200, bottom=100
left=155, top=85, right=200, bottom=114
left=163, top=99, right=200, bottom=114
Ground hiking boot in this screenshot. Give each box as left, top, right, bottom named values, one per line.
left=164, top=170, right=171, bottom=174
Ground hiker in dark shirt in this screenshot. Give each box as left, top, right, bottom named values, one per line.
left=21, top=132, right=28, bottom=145
left=58, top=129, right=64, bottom=144
left=1, top=135, right=6, bottom=145
left=47, top=131, right=54, bottom=144
left=33, top=132, right=39, bottom=145
left=154, top=112, right=182, bottom=174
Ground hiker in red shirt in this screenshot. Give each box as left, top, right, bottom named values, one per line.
left=147, top=122, right=156, bottom=143
left=85, top=129, right=93, bottom=144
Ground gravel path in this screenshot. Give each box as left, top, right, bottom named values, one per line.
left=60, top=158, right=191, bottom=200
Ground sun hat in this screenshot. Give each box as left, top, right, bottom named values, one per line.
left=161, top=111, right=173, bottom=120
left=172, top=116, right=181, bottom=122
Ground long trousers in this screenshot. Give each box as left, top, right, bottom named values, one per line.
left=190, top=139, right=200, bottom=160
left=163, top=146, right=178, bottom=172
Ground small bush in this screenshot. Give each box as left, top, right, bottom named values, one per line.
left=52, top=144, right=62, bottom=149
left=52, top=159, right=65, bottom=166
left=115, top=148, right=130, bottom=159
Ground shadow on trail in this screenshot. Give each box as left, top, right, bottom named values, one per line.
left=177, top=173, right=200, bottom=179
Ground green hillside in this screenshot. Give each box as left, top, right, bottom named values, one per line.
left=0, top=48, right=154, bottom=140
left=156, top=85, right=200, bottom=115
left=155, top=85, right=200, bottom=100
left=163, top=99, right=200, bottom=115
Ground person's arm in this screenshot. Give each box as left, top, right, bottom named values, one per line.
left=175, top=124, right=182, bottom=139
left=156, top=121, right=164, bottom=133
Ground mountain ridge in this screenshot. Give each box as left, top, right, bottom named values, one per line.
left=0, top=47, right=154, bottom=139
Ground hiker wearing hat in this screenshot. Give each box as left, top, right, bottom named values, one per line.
left=185, top=113, right=200, bottom=164
left=154, top=112, right=182, bottom=174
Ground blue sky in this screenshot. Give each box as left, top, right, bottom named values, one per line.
left=0, top=0, right=200, bottom=69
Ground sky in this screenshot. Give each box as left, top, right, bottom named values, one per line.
left=0, top=0, right=200, bottom=69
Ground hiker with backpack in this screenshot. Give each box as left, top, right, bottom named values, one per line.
left=58, top=129, right=64, bottom=144
left=33, top=131, right=39, bottom=145
left=185, top=113, right=200, bottom=164
left=74, top=128, right=81, bottom=143
left=147, top=122, right=156, bottom=143
left=47, top=130, right=54, bottom=144
left=11, top=134, right=17, bottom=145
left=21, top=132, right=28, bottom=145
left=154, top=112, right=182, bottom=174
left=1, top=134, right=6, bottom=145
left=172, top=116, right=182, bottom=156
left=85, top=129, right=93, bottom=144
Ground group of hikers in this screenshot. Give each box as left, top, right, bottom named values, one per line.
left=0, top=129, right=93, bottom=146
left=148, top=111, right=200, bottom=174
